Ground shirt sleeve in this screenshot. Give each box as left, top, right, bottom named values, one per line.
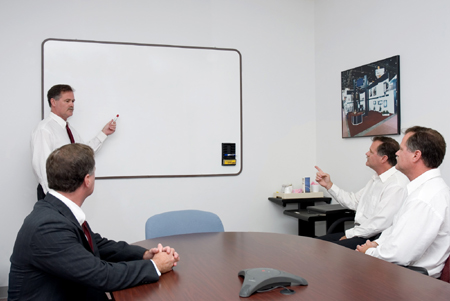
left=71, top=126, right=107, bottom=153
left=31, top=128, right=54, bottom=194
left=346, top=184, right=407, bottom=239
left=328, top=183, right=366, bottom=211
left=86, top=132, right=107, bottom=152
left=365, top=198, right=444, bottom=266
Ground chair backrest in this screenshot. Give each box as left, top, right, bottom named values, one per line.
left=439, top=255, right=450, bottom=283
left=326, top=216, right=355, bottom=235
left=145, top=209, right=224, bottom=239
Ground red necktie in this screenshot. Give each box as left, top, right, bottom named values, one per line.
left=82, top=221, right=94, bottom=251
left=66, top=123, right=75, bottom=144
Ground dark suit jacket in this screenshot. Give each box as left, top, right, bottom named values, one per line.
left=8, top=193, right=159, bottom=300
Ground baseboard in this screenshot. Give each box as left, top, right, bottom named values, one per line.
left=0, top=286, right=7, bottom=299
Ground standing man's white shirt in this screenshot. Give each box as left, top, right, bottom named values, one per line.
left=366, top=169, right=450, bottom=278
left=31, top=112, right=107, bottom=194
left=328, top=166, right=409, bottom=239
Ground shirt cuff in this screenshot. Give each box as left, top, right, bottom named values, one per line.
left=150, top=259, right=161, bottom=276
left=365, top=247, right=376, bottom=256
left=345, top=228, right=354, bottom=239
left=328, top=183, right=338, bottom=194
left=97, top=131, right=107, bottom=142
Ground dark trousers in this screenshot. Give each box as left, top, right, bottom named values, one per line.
left=37, top=184, right=46, bottom=201
left=316, top=232, right=379, bottom=250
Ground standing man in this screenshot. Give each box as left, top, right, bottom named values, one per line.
left=357, top=126, right=450, bottom=278
left=9, top=143, right=180, bottom=300
left=315, top=136, right=409, bottom=249
left=31, top=84, right=116, bottom=200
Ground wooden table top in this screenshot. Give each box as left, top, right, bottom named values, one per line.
left=113, top=232, right=450, bottom=300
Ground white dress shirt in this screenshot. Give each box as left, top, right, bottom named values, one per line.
left=31, top=112, right=107, bottom=194
left=366, top=169, right=450, bottom=278
left=328, top=166, right=409, bottom=239
left=48, top=190, right=86, bottom=225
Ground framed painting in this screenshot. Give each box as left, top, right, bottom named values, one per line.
left=341, top=55, right=400, bottom=138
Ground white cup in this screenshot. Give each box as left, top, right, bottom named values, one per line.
left=284, top=185, right=293, bottom=193
left=311, top=185, right=319, bottom=193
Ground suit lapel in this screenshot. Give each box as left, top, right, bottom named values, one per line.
left=43, top=194, right=97, bottom=254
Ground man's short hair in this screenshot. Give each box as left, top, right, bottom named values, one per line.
left=372, top=136, right=400, bottom=166
left=405, top=126, right=446, bottom=168
left=47, top=143, right=95, bottom=193
left=47, top=84, right=74, bottom=107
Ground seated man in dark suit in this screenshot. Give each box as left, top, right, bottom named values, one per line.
left=8, top=143, right=180, bottom=300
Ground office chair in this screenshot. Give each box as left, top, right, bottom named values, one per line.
left=145, top=209, right=224, bottom=239
left=403, top=265, right=428, bottom=276
left=439, top=255, right=450, bottom=283
left=326, top=216, right=355, bottom=234
left=403, top=255, right=450, bottom=279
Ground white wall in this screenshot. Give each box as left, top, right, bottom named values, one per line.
left=315, top=0, right=450, bottom=192
left=0, top=0, right=315, bottom=286
left=6, top=0, right=449, bottom=289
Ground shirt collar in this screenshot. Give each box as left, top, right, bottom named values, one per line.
left=48, top=189, right=86, bottom=226
left=49, top=112, right=68, bottom=128
left=407, top=168, right=441, bottom=195
left=378, top=166, right=398, bottom=183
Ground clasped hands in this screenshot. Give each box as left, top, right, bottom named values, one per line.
left=356, top=240, right=378, bottom=253
left=144, top=243, right=180, bottom=274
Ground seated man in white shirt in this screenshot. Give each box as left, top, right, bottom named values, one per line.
left=31, top=84, right=117, bottom=200
left=315, top=136, right=409, bottom=250
left=357, top=126, right=450, bottom=278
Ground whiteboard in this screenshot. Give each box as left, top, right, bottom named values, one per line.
left=42, top=39, right=242, bottom=178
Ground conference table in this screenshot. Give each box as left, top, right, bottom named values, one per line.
left=112, top=232, right=450, bottom=300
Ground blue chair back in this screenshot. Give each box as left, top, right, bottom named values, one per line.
left=145, top=209, right=224, bottom=239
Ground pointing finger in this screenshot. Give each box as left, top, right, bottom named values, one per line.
left=315, top=166, right=324, bottom=173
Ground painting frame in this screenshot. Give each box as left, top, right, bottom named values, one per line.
left=341, top=55, right=400, bottom=138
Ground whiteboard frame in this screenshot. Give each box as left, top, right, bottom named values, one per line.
left=41, top=38, right=243, bottom=179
